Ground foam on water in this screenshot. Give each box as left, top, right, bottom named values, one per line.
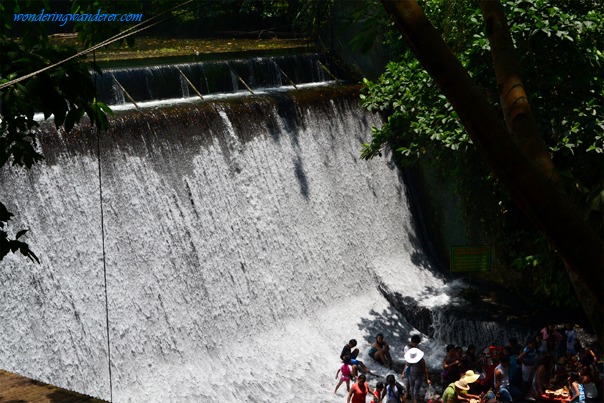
left=0, top=88, right=449, bottom=401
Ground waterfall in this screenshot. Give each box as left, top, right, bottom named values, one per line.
left=94, top=54, right=331, bottom=106
left=0, top=86, right=518, bottom=401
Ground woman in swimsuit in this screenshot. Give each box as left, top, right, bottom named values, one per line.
left=368, top=333, right=393, bottom=368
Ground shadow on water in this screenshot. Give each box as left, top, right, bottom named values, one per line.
left=398, top=163, right=448, bottom=274
left=375, top=279, right=533, bottom=347
left=293, top=156, right=309, bottom=199
left=406, top=223, right=441, bottom=275
left=358, top=306, right=414, bottom=348
left=354, top=159, right=536, bottom=347
left=389, top=153, right=447, bottom=276
left=265, top=113, right=282, bottom=144
left=351, top=155, right=447, bottom=340
left=267, top=92, right=312, bottom=199
left=357, top=115, right=370, bottom=144
left=391, top=163, right=580, bottom=345
left=378, top=287, right=438, bottom=339
left=273, top=93, right=304, bottom=148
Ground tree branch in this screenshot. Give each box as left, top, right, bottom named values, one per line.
left=381, top=0, right=603, bottom=345
left=478, top=0, right=558, bottom=183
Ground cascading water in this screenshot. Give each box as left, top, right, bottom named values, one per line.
left=94, top=54, right=331, bottom=106
left=0, top=82, right=528, bottom=401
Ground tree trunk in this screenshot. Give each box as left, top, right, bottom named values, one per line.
left=381, top=0, right=604, bottom=346
left=478, top=0, right=558, bottom=184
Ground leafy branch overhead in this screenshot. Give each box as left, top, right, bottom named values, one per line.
left=360, top=0, right=603, bottom=298
left=375, top=0, right=603, bottom=344
left=0, top=0, right=115, bottom=263
left=0, top=202, right=39, bottom=263
left=362, top=0, right=603, bottom=170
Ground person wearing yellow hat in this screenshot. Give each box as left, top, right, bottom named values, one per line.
left=442, top=379, right=476, bottom=403
left=442, top=370, right=483, bottom=403
left=457, top=370, right=483, bottom=402
left=460, top=370, right=480, bottom=384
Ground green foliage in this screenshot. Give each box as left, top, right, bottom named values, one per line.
left=508, top=235, right=580, bottom=307
left=361, top=0, right=603, bottom=168
left=188, top=0, right=292, bottom=19
left=146, top=0, right=297, bottom=32
left=0, top=202, right=39, bottom=263
left=0, top=0, right=113, bottom=262
left=292, top=0, right=335, bottom=36
left=506, top=0, right=604, bottom=230
left=360, top=55, right=471, bottom=162
left=360, top=1, right=484, bottom=163
left=360, top=0, right=603, bottom=306
left=344, top=0, right=389, bottom=55
left=240, top=0, right=290, bottom=18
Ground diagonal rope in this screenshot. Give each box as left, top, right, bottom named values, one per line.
left=97, top=103, right=113, bottom=403
left=0, top=0, right=194, bottom=91
left=93, top=39, right=113, bottom=401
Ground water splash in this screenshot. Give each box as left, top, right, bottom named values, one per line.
left=0, top=87, right=521, bottom=401
left=95, top=54, right=332, bottom=106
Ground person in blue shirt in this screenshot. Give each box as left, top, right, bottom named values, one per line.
left=518, top=338, right=538, bottom=390
left=568, top=372, right=586, bottom=402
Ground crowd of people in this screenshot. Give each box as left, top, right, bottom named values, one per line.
left=334, top=324, right=603, bottom=403
left=335, top=335, right=443, bottom=403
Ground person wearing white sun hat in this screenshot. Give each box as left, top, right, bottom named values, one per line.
left=402, top=347, right=431, bottom=403
left=402, top=335, right=422, bottom=395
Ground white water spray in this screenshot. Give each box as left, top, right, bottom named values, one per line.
left=0, top=89, right=457, bottom=401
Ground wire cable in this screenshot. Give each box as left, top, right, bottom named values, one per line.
left=0, top=0, right=194, bottom=91
left=93, top=42, right=114, bottom=402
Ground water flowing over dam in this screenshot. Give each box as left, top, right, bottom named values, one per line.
left=94, top=54, right=334, bottom=106
left=0, top=74, right=527, bottom=400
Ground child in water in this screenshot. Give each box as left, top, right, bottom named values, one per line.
left=372, top=381, right=384, bottom=403
left=335, top=356, right=353, bottom=394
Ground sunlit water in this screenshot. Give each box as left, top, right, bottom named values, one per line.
left=0, top=88, right=525, bottom=401
left=95, top=54, right=332, bottom=106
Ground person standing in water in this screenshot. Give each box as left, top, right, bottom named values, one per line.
left=334, top=356, right=353, bottom=394
left=347, top=373, right=373, bottom=403
left=403, top=347, right=431, bottom=403
left=402, top=335, right=422, bottom=394
left=372, top=381, right=384, bottom=403
left=383, top=374, right=406, bottom=402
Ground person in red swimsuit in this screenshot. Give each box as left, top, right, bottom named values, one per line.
left=347, top=374, right=373, bottom=403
